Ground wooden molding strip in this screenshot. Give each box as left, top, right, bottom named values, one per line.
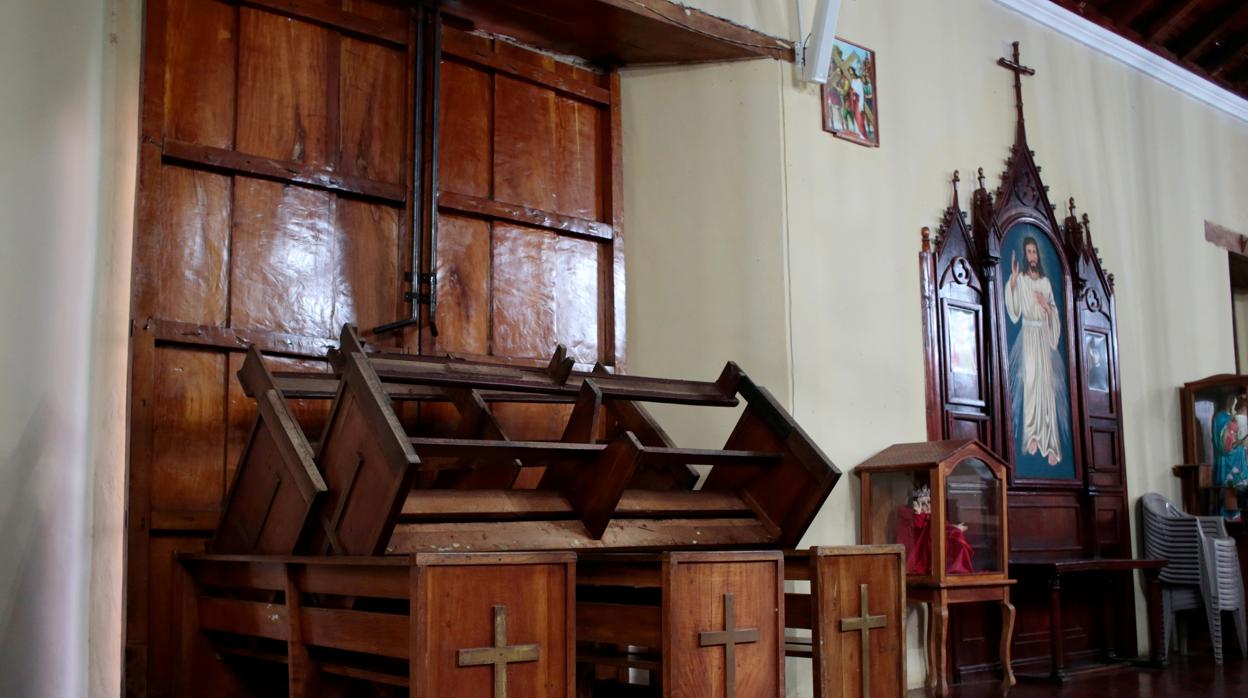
left=439, top=190, right=614, bottom=241
left=162, top=139, right=407, bottom=204
left=594, top=0, right=793, bottom=63
left=237, top=0, right=407, bottom=48
left=149, top=317, right=337, bottom=358
left=442, top=31, right=612, bottom=105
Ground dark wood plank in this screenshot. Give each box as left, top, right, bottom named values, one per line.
left=439, top=190, right=613, bottom=241
left=162, top=139, right=406, bottom=203
left=400, top=488, right=751, bottom=522
left=389, top=517, right=778, bottom=552
left=240, top=0, right=407, bottom=48
left=437, top=0, right=794, bottom=64
left=442, top=27, right=611, bottom=105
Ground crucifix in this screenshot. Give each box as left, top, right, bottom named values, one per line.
left=698, top=592, right=760, bottom=698
left=456, top=605, right=541, bottom=698
left=839, top=583, right=888, bottom=698
left=997, top=41, right=1035, bottom=137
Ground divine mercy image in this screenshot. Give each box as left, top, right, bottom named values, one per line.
left=1002, top=224, right=1073, bottom=478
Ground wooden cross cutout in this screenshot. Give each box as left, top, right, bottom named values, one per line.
left=698, top=592, right=760, bottom=698
left=456, top=605, right=540, bottom=698
left=997, top=41, right=1035, bottom=133
left=839, top=583, right=888, bottom=698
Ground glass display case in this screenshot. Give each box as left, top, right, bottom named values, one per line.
left=1178, top=374, right=1248, bottom=517
left=856, top=439, right=1009, bottom=585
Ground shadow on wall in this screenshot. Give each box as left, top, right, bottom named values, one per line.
left=0, top=397, right=88, bottom=698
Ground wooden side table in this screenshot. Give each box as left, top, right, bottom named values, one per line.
left=908, top=578, right=1017, bottom=696
left=1009, top=557, right=1168, bottom=683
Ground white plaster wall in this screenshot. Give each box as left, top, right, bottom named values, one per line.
left=0, top=1, right=138, bottom=696
left=627, top=0, right=1248, bottom=692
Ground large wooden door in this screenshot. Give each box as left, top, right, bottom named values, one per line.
left=416, top=23, right=625, bottom=444
left=126, top=2, right=623, bottom=695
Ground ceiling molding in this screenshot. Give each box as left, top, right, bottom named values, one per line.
left=995, top=0, right=1248, bottom=124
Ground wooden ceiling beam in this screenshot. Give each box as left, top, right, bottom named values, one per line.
left=1103, top=0, right=1161, bottom=28
left=1210, top=37, right=1248, bottom=77
left=1181, top=3, right=1248, bottom=62
left=1146, top=0, right=1202, bottom=44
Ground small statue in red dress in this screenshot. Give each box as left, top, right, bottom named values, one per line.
left=897, top=485, right=976, bottom=575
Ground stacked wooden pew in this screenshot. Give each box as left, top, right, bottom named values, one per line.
left=178, top=325, right=846, bottom=696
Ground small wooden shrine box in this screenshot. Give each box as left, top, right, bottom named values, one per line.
left=784, top=545, right=906, bottom=698
left=177, top=551, right=575, bottom=697
left=855, top=440, right=1015, bottom=694
left=576, top=550, right=784, bottom=697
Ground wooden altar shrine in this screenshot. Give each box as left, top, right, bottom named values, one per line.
left=918, top=43, right=1155, bottom=683
left=171, top=324, right=903, bottom=696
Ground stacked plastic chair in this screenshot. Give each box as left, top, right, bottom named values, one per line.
left=1140, top=492, right=1247, bottom=663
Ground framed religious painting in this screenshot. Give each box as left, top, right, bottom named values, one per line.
left=821, top=37, right=878, bottom=147
left=997, top=222, right=1077, bottom=481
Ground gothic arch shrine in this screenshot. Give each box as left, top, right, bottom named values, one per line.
left=919, top=44, right=1135, bottom=679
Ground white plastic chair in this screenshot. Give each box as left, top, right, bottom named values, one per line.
left=1140, top=492, right=1247, bottom=663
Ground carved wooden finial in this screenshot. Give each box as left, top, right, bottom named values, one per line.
left=1068, top=197, right=1077, bottom=218
left=921, top=226, right=932, bottom=252
left=977, top=167, right=986, bottom=190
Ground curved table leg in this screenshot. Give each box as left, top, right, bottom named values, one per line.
left=1000, top=594, right=1017, bottom=688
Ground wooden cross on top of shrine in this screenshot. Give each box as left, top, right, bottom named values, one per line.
left=699, top=593, right=760, bottom=698
left=997, top=41, right=1036, bottom=138
left=457, top=605, right=540, bottom=698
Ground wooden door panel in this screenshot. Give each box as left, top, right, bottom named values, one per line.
left=230, top=178, right=337, bottom=336
left=335, top=198, right=402, bottom=332
left=434, top=214, right=491, bottom=355
left=163, top=0, right=235, bottom=148
left=342, top=0, right=408, bottom=24
left=439, top=60, right=492, bottom=198
left=151, top=347, right=227, bottom=513
left=340, top=36, right=407, bottom=184
left=493, top=76, right=603, bottom=220
left=491, top=223, right=601, bottom=363
left=142, top=165, right=232, bottom=325
left=236, top=7, right=332, bottom=165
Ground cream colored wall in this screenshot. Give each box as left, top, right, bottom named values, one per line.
left=624, top=0, right=1248, bottom=692
left=0, top=1, right=138, bottom=696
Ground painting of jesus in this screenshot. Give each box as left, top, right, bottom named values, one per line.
left=1001, top=223, right=1074, bottom=479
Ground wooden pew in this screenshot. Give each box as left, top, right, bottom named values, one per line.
left=784, top=546, right=907, bottom=698
left=177, top=551, right=575, bottom=697
left=227, top=325, right=839, bottom=557
left=575, top=551, right=785, bottom=697
left=212, top=345, right=326, bottom=554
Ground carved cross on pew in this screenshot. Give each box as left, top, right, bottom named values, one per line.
left=698, top=592, right=760, bottom=698
left=456, top=605, right=540, bottom=698
left=997, top=41, right=1036, bottom=135
left=839, top=583, right=888, bottom=698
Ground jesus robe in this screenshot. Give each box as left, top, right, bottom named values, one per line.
left=1005, top=270, right=1063, bottom=464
